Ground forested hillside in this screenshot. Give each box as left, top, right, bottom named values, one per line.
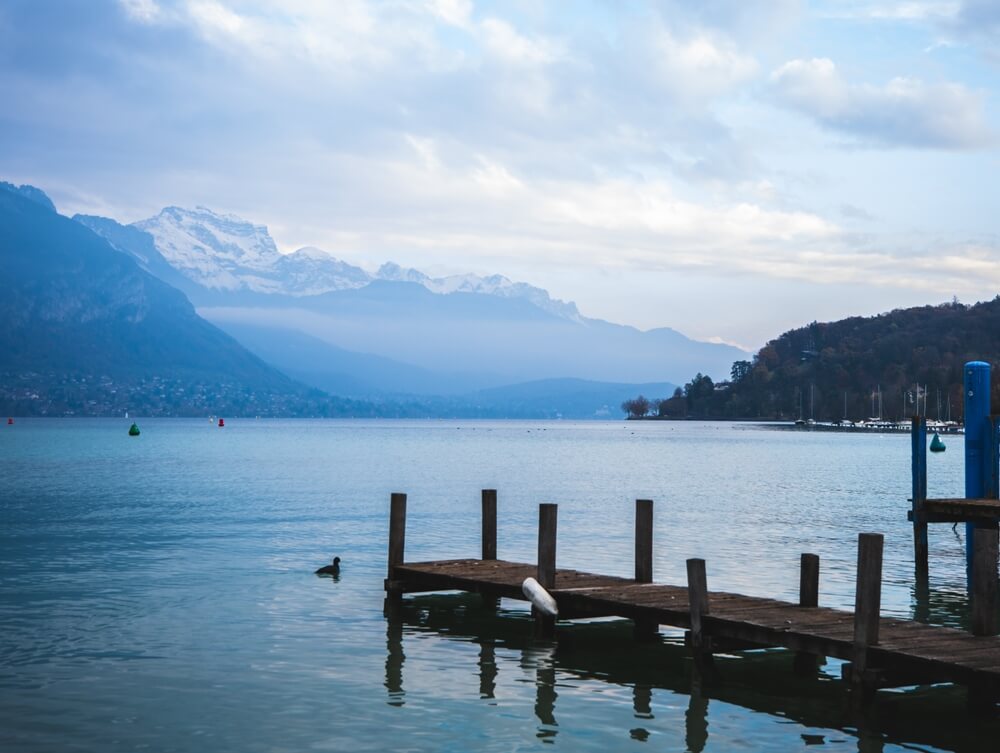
left=632, top=298, right=1000, bottom=421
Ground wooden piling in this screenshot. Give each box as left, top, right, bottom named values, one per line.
left=384, top=492, right=408, bottom=611
left=971, top=524, right=999, bottom=637
left=482, top=489, right=497, bottom=561
left=686, top=558, right=710, bottom=658
left=911, top=416, right=928, bottom=576
left=799, top=553, right=819, bottom=608
left=794, top=553, right=822, bottom=674
left=851, top=533, right=884, bottom=683
left=388, top=492, right=407, bottom=577
left=535, top=503, right=557, bottom=638
left=633, top=499, right=658, bottom=640
left=635, top=499, right=653, bottom=583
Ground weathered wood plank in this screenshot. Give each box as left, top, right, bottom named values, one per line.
left=388, top=555, right=1000, bottom=683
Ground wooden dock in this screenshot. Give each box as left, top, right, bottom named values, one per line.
left=384, top=492, right=1000, bottom=710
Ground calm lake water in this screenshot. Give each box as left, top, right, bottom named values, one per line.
left=1, top=418, right=997, bottom=752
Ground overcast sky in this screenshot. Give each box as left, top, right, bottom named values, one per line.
left=2, top=1, right=998, bottom=349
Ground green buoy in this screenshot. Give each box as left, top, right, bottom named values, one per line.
left=128, top=422, right=141, bottom=437
left=929, top=432, right=946, bottom=453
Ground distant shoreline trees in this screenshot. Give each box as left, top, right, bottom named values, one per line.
left=622, top=297, right=1000, bottom=421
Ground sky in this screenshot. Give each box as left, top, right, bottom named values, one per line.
left=1, top=0, right=998, bottom=350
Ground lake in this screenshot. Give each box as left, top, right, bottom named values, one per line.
left=1, top=418, right=997, bottom=752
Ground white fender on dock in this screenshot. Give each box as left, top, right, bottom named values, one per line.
left=522, top=577, right=558, bottom=617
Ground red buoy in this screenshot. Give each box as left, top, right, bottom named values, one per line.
left=7, top=418, right=12, bottom=425
left=218, top=418, right=225, bottom=427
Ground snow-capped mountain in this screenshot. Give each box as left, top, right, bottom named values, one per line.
left=127, top=205, right=580, bottom=317
left=374, top=263, right=580, bottom=320
left=132, top=206, right=370, bottom=297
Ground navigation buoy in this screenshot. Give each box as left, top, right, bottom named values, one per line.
left=128, top=422, right=141, bottom=437
left=7, top=418, right=12, bottom=425
left=930, top=432, right=946, bottom=453
left=218, top=418, right=225, bottom=427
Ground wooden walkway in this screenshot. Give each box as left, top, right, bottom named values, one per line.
left=383, top=491, right=1000, bottom=708
left=394, top=558, right=1000, bottom=693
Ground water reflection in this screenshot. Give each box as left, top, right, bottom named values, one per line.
left=910, top=575, right=970, bottom=629
left=478, top=641, right=497, bottom=700
left=384, top=592, right=1000, bottom=752
left=384, top=598, right=405, bottom=707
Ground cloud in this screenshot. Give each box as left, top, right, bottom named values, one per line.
left=118, top=0, right=162, bottom=23
left=768, top=57, right=994, bottom=148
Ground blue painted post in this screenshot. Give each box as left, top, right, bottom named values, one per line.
left=964, top=362, right=992, bottom=588
left=911, top=415, right=928, bottom=574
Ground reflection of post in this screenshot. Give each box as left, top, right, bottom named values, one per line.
left=632, top=683, right=652, bottom=719
left=384, top=601, right=405, bottom=707
left=478, top=640, right=497, bottom=700
left=534, top=658, right=558, bottom=741
left=912, top=571, right=930, bottom=623
left=685, top=669, right=709, bottom=753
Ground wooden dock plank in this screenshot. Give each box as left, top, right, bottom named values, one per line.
left=390, top=557, right=1000, bottom=684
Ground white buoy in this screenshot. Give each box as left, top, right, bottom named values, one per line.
left=522, top=577, right=558, bottom=617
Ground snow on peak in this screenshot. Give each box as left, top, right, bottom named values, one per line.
left=132, top=206, right=580, bottom=318
left=376, top=263, right=580, bottom=320
left=134, top=206, right=281, bottom=291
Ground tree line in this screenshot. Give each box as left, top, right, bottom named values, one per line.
left=623, top=297, right=1000, bottom=421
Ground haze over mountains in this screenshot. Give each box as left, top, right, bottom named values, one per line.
left=1, top=177, right=750, bottom=416
left=76, top=204, right=746, bottom=400
left=0, top=183, right=346, bottom=417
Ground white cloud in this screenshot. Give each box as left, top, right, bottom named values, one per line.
left=769, top=57, right=994, bottom=148
left=119, top=0, right=162, bottom=23
left=651, top=27, right=759, bottom=102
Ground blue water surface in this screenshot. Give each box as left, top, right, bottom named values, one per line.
left=0, top=418, right=995, bottom=752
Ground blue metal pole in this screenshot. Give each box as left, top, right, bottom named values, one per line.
left=964, top=361, right=991, bottom=588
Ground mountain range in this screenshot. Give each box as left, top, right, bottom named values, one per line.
left=1, top=178, right=748, bottom=417
left=0, top=183, right=358, bottom=417
left=75, top=204, right=746, bottom=398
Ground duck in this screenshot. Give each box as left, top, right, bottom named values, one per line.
left=315, top=556, right=341, bottom=576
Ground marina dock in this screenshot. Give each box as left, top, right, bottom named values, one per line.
left=384, top=492, right=1000, bottom=711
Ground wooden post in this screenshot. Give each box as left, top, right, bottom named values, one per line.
left=911, top=416, right=928, bottom=576
left=388, top=492, right=407, bottom=578
left=633, top=499, right=658, bottom=640
left=635, top=499, right=653, bottom=583
left=799, top=553, right=819, bottom=608
left=481, top=489, right=500, bottom=610
left=482, top=489, right=497, bottom=561
left=535, top=503, right=557, bottom=638
left=385, top=492, right=407, bottom=610
left=686, top=558, right=710, bottom=659
left=971, top=524, right=999, bottom=637
left=851, top=533, right=884, bottom=684
left=794, top=553, right=822, bottom=674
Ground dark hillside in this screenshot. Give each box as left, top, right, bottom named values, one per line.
left=649, top=299, right=1000, bottom=421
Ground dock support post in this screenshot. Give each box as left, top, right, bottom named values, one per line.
left=482, top=489, right=497, bottom=561
left=911, top=416, right=928, bottom=577
left=799, top=553, right=819, bottom=608
left=481, top=489, right=501, bottom=610
left=686, top=558, right=712, bottom=664
left=971, top=525, right=999, bottom=637
left=634, top=499, right=659, bottom=641
left=384, top=492, right=407, bottom=613
left=969, top=523, right=999, bottom=713
left=535, top=503, right=557, bottom=639
left=850, top=533, right=883, bottom=691
left=964, top=361, right=992, bottom=594
left=794, top=553, right=822, bottom=675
